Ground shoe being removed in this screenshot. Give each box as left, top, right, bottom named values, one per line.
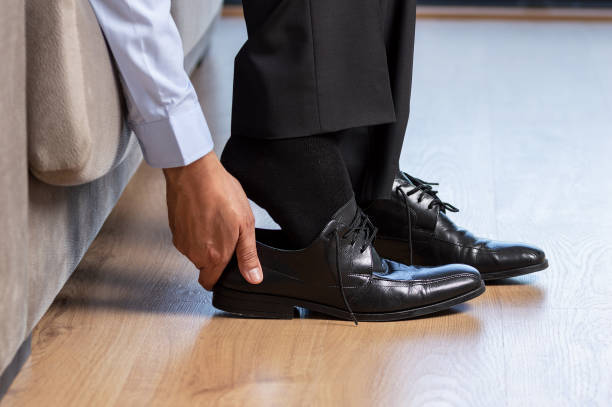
left=213, top=198, right=485, bottom=323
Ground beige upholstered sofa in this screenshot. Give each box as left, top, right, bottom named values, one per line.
left=0, top=0, right=222, bottom=396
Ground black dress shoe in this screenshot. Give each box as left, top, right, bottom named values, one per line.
left=213, top=198, right=484, bottom=323
left=365, top=172, right=548, bottom=281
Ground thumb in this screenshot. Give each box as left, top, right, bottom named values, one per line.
left=235, top=224, right=263, bottom=284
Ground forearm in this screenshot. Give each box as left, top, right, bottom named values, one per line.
left=88, top=0, right=213, bottom=168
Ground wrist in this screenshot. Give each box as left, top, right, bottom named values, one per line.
left=163, top=151, right=220, bottom=183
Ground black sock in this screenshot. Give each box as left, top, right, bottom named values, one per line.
left=335, top=127, right=372, bottom=204
left=221, top=135, right=354, bottom=247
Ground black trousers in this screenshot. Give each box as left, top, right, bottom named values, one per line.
left=232, top=0, right=417, bottom=202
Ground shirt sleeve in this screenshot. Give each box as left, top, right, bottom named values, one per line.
left=88, top=0, right=214, bottom=168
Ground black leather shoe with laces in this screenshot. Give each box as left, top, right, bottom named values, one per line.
left=365, top=172, right=548, bottom=281
left=213, top=197, right=485, bottom=323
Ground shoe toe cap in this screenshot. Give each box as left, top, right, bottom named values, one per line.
left=489, top=242, right=547, bottom=271
left=387, top=261, right=483, bottom=304
left=360, top=261, right=484, bottom=313
left=523, top=246, right=547, bottom=265
left=417, top=263, right=483, bottom=299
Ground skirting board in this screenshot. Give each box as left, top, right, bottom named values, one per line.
left=0, top=335, right=32, bottom=401
left=222, top=5, right=612, bottom=21
left=416, top=5, right=612, bottom=21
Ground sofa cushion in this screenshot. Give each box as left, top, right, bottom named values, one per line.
left=26, top=0, right=221, bottom=186
left=26, top=0, right=131, bottom=186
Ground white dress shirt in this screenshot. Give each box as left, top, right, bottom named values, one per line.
left=88, top=0, right=214, bottom=168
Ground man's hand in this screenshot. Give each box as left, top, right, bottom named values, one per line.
left=163, top=152, right=263, bottom=290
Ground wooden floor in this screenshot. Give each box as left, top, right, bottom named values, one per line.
left=5, top=18, right=612, bottom=406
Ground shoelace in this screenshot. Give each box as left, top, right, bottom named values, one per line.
left=333, top=210, right=378, bottom=326
left=400, top=172, right=460, bottom=214
left=396, top=172, right=460, bottom=265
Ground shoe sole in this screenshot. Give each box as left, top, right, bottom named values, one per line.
left=481, top=259, right=549, bottom=281
left=212, top=282, right=486, bottom=322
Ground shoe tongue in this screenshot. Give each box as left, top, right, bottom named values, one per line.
left=397, top=171, right=416, bottom=187
left=331, top=197, right=359, bottom=227
left=316, top=198, right=359, bottom=239
left=370, top=246, right=387, bottom=274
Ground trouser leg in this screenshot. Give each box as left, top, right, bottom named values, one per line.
left=338, top=0, right=417, bottom=203
left=232, top=0, right=397, bottom=139
left=229, top=0, right=417, bottom=210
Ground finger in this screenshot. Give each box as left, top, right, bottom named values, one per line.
left=198, top=265, right=225, bottom=291
left=235, top=224, right=263, bottom=284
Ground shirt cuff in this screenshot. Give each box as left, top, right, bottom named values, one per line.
left=131, top=104, right=214, bottom=168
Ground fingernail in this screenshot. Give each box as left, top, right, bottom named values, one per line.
left=248, top=267, right=262, bottom=283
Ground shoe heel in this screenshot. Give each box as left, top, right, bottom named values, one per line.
left=212, top=287, right=295, bottom=319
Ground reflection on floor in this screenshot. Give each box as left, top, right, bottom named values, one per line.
left=4, top=17, right=612, bottom=406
